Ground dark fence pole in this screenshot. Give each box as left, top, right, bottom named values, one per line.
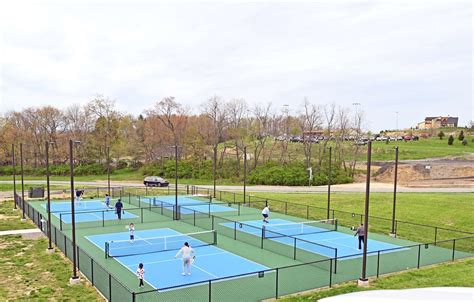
left=359, top=141, right=372, bottom=285
left=243, top=146, right=247, bottom=204
left=391, top=146, right=399, bottom=235
left=275, top=268, right=279, bottom=299
left=327, top=146, right=332, bottom=220
left=12, top=144, right=17, bottom=209
left=452, top=239, right=456, bottom=261
left=376, top=251, right=380, bottom=277
left=417, top=245, right=421, bottom=268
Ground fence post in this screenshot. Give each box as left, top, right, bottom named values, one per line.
left=434, top=227, right=438, bottom=246
left=132, top=292, right=136, bottom=302
left=91, top=258, right=94, bottom=285
left=329, top=259, right=333, bottom=287
left=77, top=246, right=80, bottom=269
left=261, top=227, right=264, bottom=249
left=334, top=250, right=337, bottom=274
left=193, top=211, right=196, bottom=226
left=452, top=239, right=456, bottom=261
left=234, top=221, right=237, bottom=240
left=208, top=280, right=212, bottom=302
left=109, top=274, right=112, bottom=301
left=141, top=208, right=144, bottom=223
left=238, top=203, right=241, bottom=216
left=212, top=216, right=214, bottom=230
left=60, top=214, right=63, bottom=231
left=275, top=268, right=279, bottom=299
left=417, top=245, right=421, bottom=268
left=376, top=250, right=380, bottom=278
left=293, top=238, right=297, bottom=260
left=102, top=211, right=105, bottom=227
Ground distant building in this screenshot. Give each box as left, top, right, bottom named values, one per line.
left=417, top=116, right=458, bottom=129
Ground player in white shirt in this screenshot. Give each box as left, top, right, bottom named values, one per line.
left=128, top=223, right=135, bottom=243
left=174, top=242, right=195, bottom=276
left=262, top=206, right=270, bottom=223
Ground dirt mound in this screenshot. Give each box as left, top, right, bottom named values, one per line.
left=373, top=158, right=474, bottom=186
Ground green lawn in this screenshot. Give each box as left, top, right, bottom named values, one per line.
left=280, top=258, right=474, bottom=301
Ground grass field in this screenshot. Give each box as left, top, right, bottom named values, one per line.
left=252, top=192, right=474, bottom=233
left=280, top=258, right=474, bottom=301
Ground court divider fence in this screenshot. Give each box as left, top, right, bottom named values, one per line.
left=14, top=189, right=474, bottom=302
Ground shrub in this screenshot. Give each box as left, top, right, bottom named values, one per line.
left=448, top=135, right=454, bottom=145
left=438, top=131, right=445, bottom=140
left=458, top=130, right=464, bottom=141
left=462, top=139, right=468, bottom=146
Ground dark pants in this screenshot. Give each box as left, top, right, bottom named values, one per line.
left=139, top=279, right=144, bottom=287
left=117, top=210, right=122, bottom=220
left=358, top=235, right=365, bottom=249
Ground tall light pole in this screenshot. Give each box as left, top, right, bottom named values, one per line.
left=213, top=146, right=217, bottom=199
left=327, top=146, right=332, bottom=220
left=107, top=146, right=111, bottom=196
left=12, top=144, right=17, bottom=210
left=20, top=143, right=26, bottom=221
left=359, top=140, right=372, bottom=286
left=46, top=141, right=55, bottom=253
left=391, top=146, right=399, bottom=236
left=69, top=139, right=81, bottom=284
left=243, top=146, right=247, bottom=204
left=174, top=145, right=179, bottom=220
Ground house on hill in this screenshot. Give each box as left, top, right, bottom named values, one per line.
left=416, top=116, right=458, bottom=129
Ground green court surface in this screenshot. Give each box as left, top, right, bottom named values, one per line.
left=26, top=192, right=473, bottom=302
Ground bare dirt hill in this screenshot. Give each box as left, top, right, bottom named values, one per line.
left=371, top=155, right=474, bottom=187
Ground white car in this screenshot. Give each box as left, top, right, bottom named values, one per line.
left=143, top=176, right=169, bottom=187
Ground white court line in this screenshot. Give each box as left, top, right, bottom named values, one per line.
left=125, top=251, right=229, bottom=267
left=192, top=264, right=219, bottom=278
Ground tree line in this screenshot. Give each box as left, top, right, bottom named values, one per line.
left=0, top=95, right=366, bottom=185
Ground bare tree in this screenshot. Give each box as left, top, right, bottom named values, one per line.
left=226, top=98, right=247, bottom=176
left=298, top=99, right=322, bottom=168
left=250, top=102, right=273, bottom=169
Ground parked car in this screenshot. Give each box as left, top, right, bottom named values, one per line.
left=412, top=135, right=419, bottom=141
left=144, top=176, right=169, bottom=187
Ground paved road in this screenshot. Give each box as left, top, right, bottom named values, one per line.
left=0, top=180, right=472, bottom=193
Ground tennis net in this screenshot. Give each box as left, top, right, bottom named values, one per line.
left=263, top=219, right=337, bottom=239
left=105, top=230, right=217, bottom=258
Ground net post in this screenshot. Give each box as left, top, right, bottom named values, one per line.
left=105, top=242, right=109, bottom=259
left=335, top=219, right=338, bottom=231
left=261, top=226, right=264, bottom=249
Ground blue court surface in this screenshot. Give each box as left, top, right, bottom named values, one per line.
left=86, top=228, right=269, bottom=290
left=42, top=201, right=137, bottom=223
left=142, top=195, right=237, bottom=214
left=221, top=219, right=405, bottom=259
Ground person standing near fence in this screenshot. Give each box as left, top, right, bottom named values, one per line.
left=354, top=223, right=365, bottom=250
left=136, top=263, right=145, bottom=287
left=75, top=189, right=83, bottom=205
left=262, top=205, right=270, bottom=223
left=174, top=242, right=195, bottom=276
left=115, top=198, right=123, bottom=220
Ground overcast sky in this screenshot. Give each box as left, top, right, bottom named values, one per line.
left=0, top=0, right=472, bottom=131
